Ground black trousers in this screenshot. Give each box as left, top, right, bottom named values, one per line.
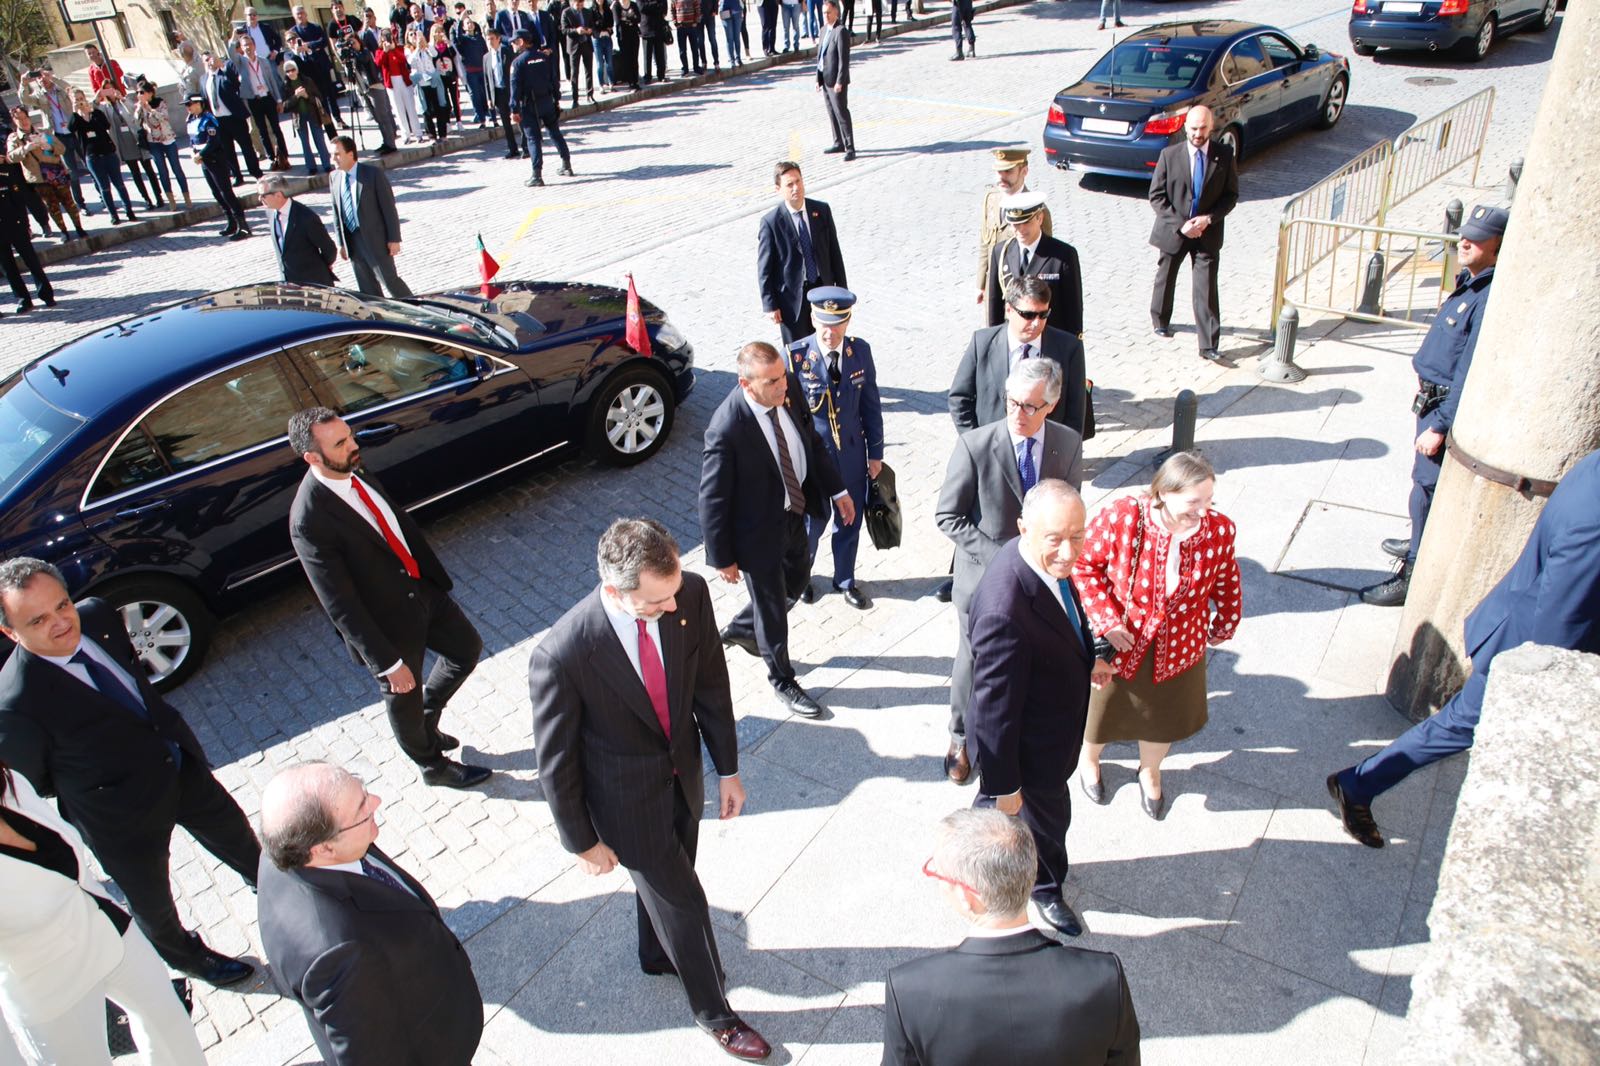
left=88, top=755, right=261, bottom=970
left=570, top=46, right=595, bottom=102
left=951, top=10, right=973, bottom=51
left=217, top=112, right=261, bottom=178
left=0, top=200, right=50, bottom=303
left=631, top=784, right=737, bottom=1028
left=379, top=583, right=483, bottom=765
left=492, top=86, right=521, bottom=152
left=974, top=779, right=1070, bottom=900
left=1150, top=239, right=1221, bottom=350
left=200, top=155, right=247, bottom=228
left=643, top=38, right=669, bottom=80
left=246, top=94, right=290, bottom=162
left=724, top=511, right=809, bottom=685
left=778, top=298, right=815, bottom=344
left=759, top=0, right=778, bottom=51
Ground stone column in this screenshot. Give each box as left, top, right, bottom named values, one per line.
left=1386, top=2, right=1600, bottom=719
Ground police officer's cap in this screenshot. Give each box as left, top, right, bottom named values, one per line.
left=991, top=148, right=1030, bottom=171
left=183, top=93, right=206, bottom=106
left=1000, top=191, right=1047, bottom=224
left=515, top=28, right=537, bottom=43
left=807, top=286, right=856, bottom=325
left=1459, top=204, right=1508, bottom=242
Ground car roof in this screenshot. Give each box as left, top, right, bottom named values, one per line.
left=1118, top=20, right=1273, bottom=48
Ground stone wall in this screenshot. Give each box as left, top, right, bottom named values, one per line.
left=1403, top=644, right=1600, bottom=1063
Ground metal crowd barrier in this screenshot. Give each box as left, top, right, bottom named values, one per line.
left=1278, top=219, right=1461, bottom=330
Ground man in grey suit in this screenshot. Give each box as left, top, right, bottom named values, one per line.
left=950, top=276, right=1086, bottom=437
left=816, top=0, right=854, bottom=160
left=329, top=136, right=412, bottom=298
left=936, top=357, right=1083, bottom=785
left=232, top=31, right=291, bottom=170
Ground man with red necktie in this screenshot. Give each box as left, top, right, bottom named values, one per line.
left=529, top=518, right=772, bottom=1062
left=287, top=408, right=492, bottom=790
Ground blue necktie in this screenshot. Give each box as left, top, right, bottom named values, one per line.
left=360, top=856, right=410, bottom=895
left=1056, top=579, right=1087, bottom=651
left=1018, top=437, right=1036, bottom=495
left=70, top=649, right=181, bottom=765
left=1190, top=147, right=1205, bottom=219
left=340, top=172, right=359, bottom=232
left=794, top=211, right=819, bottom=283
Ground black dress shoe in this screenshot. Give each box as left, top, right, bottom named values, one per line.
left=641, top=959, right=677, bottom=976
left=934, top=578, right=953, bottom=603
left=38, top=290, right=56, bottom=308
left=843, top=150, right=856, bottom=161
left=774, top=679, right=824, bottom=718
left=823, top=145, right=845, bottom=154
left=1381, top=537, right=1410, bottom=560
left=1139, top=781, right=1166, bottom=820
left=1153, top=324, right=1174, bottom=338
left=943, top=739, right=972, bottom=784
left=1199, top=348, right=1223, bottom=363
left=1080, top=770, right=1106, bottom=805
left=1327, top=772, right=1384, bottom=848
left=950, top=53, right=964, bottom=60
left=422, top=760, right=493, bottom=789
left=435, top=730, right=460, bottom=752
left=1360, top=563, right=1411, bottom=607
left=557, top=163, right=574, bottom=176
left=1033, top=895, right=1083, bottom=937
left=720, top=626, right=759, bottom=658
left=11, top=301, right=32, bottom=315
left=799, top=583, right=816, bottom=604
left=183, top=952, right=255, bottom=989
left=837, top=584, right=871, bottom=609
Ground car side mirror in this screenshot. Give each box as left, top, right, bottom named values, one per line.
left=474, top=354, right=493, bottom=381
left=1301, top=43, right=1320, bottom=61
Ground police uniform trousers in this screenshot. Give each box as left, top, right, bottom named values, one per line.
left=1407, top=410, right=1444, bottom=564
left=974, top=781, right=1070, bottom=902
left=805, top=435, right=867, bottom=588
left=1337, top=667, right=1485, bottom=807
left=1150, top=236, right=1221, bottom=351
left=520, top=100, right=571, bottom=175
left=378, top=580, right=483, bottom=765
left=723, top=511, right=810, bottom=686
left=199, top=151, right=247, bottom=229
left=0, top=193, right=51, bottom=304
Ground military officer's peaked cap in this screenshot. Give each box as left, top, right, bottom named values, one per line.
left=1459, top=204, right=1509, bottom=242
left=991, top=147, right=1030, bottom=171
left=807, top=286, right=856, bottom=325
left=999, top=191, right=1048, bottom=224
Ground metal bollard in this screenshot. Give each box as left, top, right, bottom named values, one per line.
left=1155, top=389, right=1199, bottom=466
left=1506, top=156, right=1524, bottom=202
left=1357, top=251, right=1385, bottom=316
left=1444, top=199, right=1463, bottom=233
left=1259, top=302, right=1307, bottom=383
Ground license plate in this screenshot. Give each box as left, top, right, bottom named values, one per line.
left=1080, top=117, right=1130, bottom=136
left=1383, top=2, right=1423, bottom=12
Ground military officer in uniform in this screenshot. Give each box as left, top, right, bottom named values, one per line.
left=1360, top=204, right=1506, bottom=607
left=985, top=191, right=1083, bottom=339
left=975, top=148, right=1051, bottom=313
left=789, top=286, right=884, bottom=610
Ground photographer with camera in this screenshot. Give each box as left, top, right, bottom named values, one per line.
left=336, top=26, right=402, bottom=154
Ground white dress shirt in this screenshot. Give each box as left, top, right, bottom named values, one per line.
left=741, top=389, right=850, bottom=509
left=272, top=200, right=294, bottom=249
left=1017, top=234, right=1041, bottom=271
left=249, top=24, right=272, bottom=57
left=791, top=207, right=811, bottom=244
left=40, top=637, right=143, bottom=706
left=1007, top=424, right=1046, bottom=473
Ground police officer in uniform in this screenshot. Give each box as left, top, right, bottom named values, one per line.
left=184, top=93, right=250, bottom=241
left=789, top=286, right=884, bottom=610
left=975, top=148, right=1051, bottom=313
left=1361, top=204, right=1506, bottom=607
left=509, top=27, right=573, bottom=187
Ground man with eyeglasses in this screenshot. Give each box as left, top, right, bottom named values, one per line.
left=257, top=761, right=485, bottom=1065
left=936, top=358, right=1082, bottom=786
left=787, top=287, right=883, bottom=610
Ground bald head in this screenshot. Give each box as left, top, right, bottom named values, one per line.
left=261, top=762, right=371, bottom=870
left=1185, top=105, right=1215, bottom=148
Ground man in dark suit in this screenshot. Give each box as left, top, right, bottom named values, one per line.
left=528, top=519, right=773, bottom=1061
left=757, top=161, right=848, bottom=344
left=258, top=761, right=484, bottom=1065
left=0, top=557, right=260, bottom=987
left=259, top=175, right=337, bottom=285
left=329, top=136, right=412, bottom=297
left=936, top=358, right=1083, bottom=786
left=984, top=192, right=1083, bottom=339
left=201, top=50, right=262, bottom=182
left=967, top=480, right=1112, bottom=937
left=289, top=5, right=343, bottom=126
left=885, top=808, right=1140, bottom=1065
left=701, top=341, right=852, bottom=718
left=509, top=28, right=573, bottom=186
left=562, top=0, right=597, bottom=106
left=1329, top=447, right=1600, bottom=848
left=483, top=27, right=523, bottom=157
left=1148, top=104, right=1238, bottom=362
left=951, top=276, right=1086, bottom=436
left=816, top=0, right=854, bottom=159
left=287, top=408, right=492, bottom=790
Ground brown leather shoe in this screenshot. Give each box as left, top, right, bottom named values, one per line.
left=944, top=739, right=972, bottom=784
left=709, top=1021, right=771, bottom=1060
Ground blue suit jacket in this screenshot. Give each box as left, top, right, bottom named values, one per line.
left=1464, top=448, right=1600, bottom=667
left=787, top=334, right=884, bottom=471
left=756, top=198, right=848, bottom=333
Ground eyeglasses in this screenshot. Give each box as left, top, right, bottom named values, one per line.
left=921, top=857, right=978, bottom=896
left=1008, top=306, right=1049, bottom=321
left=333, top=789, right=376, bottom=835
left=1005, top=397, right=1048, bottom=417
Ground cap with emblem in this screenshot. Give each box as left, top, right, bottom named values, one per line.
left=807, top=286, right=856, bottom=325
left=184, top=93, right=207, bottom=106
left=1000, top=191, right=1047, bottom=224
left=515, top=28, right=537, bottom=43
left=991, top=148, right=1030, bottom=171
left=1459, top=204, right=1509, bottom=242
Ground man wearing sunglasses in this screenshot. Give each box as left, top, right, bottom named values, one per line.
left=951, top=275, right=1086, bottom=437
left=787, top=287, right=884, bottom=610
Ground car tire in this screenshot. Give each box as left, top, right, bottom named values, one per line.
left=1533, top=0, right=1557, bottom=31
left=1352, top=43, right=1376, bottom=57
left=1315, top=74, right=1349, bottom=130
left=1459, top=15, right=1494, bottom=61
left=98, top=576, right=214, bottom=691
left=585, top=363, right=676, bottom=466
left=1217, top=125, right=1244, bottom=165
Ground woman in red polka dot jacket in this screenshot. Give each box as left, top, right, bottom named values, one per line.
left=1070, top=451, right=1242, bottom=820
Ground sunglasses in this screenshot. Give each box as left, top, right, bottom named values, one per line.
left=1009, top=307, right=1049, bottom=322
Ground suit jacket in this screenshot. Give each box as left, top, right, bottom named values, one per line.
left=330, top=161, right=403, bottom=257
left=1464, top=448, right=1600, bottom=666
left=0, top=599, right=206, bottom=851
left=967, top=539, right=1093, bottom=797
left=883, top=928, right=1140, bottom=1066
left=232, top=50, right=286, bottom=101
left=756, top=198, right=847, bottom=330
left=562, top=3, right=596, bottom=52
left=528, top=575, right=738, bottom=865
left=257, top=845, right=483, bottom=1066
left=949, top=323, right=1086, bottom=436
left=289, top=469, right=454, bottom=676
left=1148, top=137, right=1238, bottom=256
left=484, top=40, right=517, bottom=94
left=206, top=65, right=247, bottom=118
left=274, top=199, right=338, bottom=285
left=817, top=21, right=850, bottom=86
left=699, top=378, right=846, bottom=572
left=936, top=420, right=1083, bottom=611
left=984, top=232, right=1084, bottom=338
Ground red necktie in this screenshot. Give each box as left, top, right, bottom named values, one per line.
left=350, top=476, right=420, bottom=579
left=636, top=619, right=670, bottom=737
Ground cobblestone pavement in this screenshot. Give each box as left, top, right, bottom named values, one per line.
left=0, top=2, right=1563, bottom=1062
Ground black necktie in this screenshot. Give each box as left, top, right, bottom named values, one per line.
left=361, top=856, right=409, bottom=894
left=827, top=350, right=841, bottom=386
left=70, top=649, right=182, bottom=765
left=1020, top=247, right=1031, bottom=273
left=767, top=407, right=805, bottom=514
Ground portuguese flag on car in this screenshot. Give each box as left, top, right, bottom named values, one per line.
left=476, top=234, right=500, bottom=299
left=625, top=272, right=652, bottom=357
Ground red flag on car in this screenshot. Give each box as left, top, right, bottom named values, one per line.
left=625, top=273, right=652, bottom=356
left=476, top=234, right=500, bottom=299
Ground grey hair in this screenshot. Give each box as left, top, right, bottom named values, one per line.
left=596, top=518, right=680, bottom=592
left=1021, top=478, right=1083, bottom=523
left=1005, top=355, right=1062, bottom=406
left=736, top=341, right=782, bottom=380
left=287, top=406, right=340, bottom=456
left=258, top=172, right=290, bottom=197
left=0, top=558, right=67, bottom=626
left=933, top=808, right=1037, bottom=918
left=260, top=761, right=355, bottom=870
left=1003, top=276, right=1052, bottom=308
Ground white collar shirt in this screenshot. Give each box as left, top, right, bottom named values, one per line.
left=742, top=388, right=808, bottom=505
left=40, top=637, right=143, bottom=706
left=273, top=200, right=294, bottom=247
left=310, top=466, right=413, bottom=555
left=599, top=588, right=661, bottom=687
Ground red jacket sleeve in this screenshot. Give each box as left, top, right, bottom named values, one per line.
left=1072, top=496, right=1138, bottom=635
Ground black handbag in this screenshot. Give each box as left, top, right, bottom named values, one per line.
left=1082, top=378, right=1096, bottom=441
left=865, top=462, right=902, bottom=550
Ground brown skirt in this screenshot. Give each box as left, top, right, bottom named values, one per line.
left=1085, top=646, right=1209, bottom=745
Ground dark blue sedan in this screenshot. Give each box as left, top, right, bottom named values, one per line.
left=1043, top=20, right=1351, bottom=180
left=1348, top=0, right=1556, bottom=62
left=0, top=281, right=694, bottom=687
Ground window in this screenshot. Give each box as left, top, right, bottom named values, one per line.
left=159, top=10, right=181, bottom=48
left=1221, top=37, right=1271, bottom=83
left=0, top=377, right=83, bottom=499
left=291, top=333, right=477, bottom=415
left=113, top=14, right=133, bottom=48
left=1259, top=34, right=1300, bottom=69
left=1082, top=43, right=1215, bottom=91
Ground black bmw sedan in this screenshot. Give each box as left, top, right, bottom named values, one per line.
left=0, top=281, right=694, bottom=687
left=1042, top=20, right=1351, bottom=180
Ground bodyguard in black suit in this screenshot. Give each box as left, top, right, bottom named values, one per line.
left=700, top=341, right=851, bottom=718
left=483, top=27, right=523, bottom=156
left=951, top=276, right=1086, bottom=436
left=528, top=519, right=773, bottom=1061
left=984, top=192, right=1083, bottom=339
left=0, top=559, right=260, bottom=986
left=1148, top=105, right=1238, bottom=362
left=258, top=762, right=484, bottom=1066
left=286, top=409, right=492, bottom=790
left=757, top=161, right=848, bottom=343
left=885, top=808, right=1140, bottom=1066
left=967, top=481, right=1112, bottom=937
left=259, top=176, right=337, bottom=285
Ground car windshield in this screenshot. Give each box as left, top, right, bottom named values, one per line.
left=0, top=376, right=85, bottom=499
left=361, top=295, right=516, bottom=349
left=1082, top=41, right=1216, bottom=91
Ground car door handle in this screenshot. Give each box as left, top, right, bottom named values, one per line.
left=114, top=500, right=172, bottom=520
left=355, top=423, right=401, bottom=444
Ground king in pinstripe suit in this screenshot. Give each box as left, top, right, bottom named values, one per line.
left=528, top=518, right=773, bottom=1061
